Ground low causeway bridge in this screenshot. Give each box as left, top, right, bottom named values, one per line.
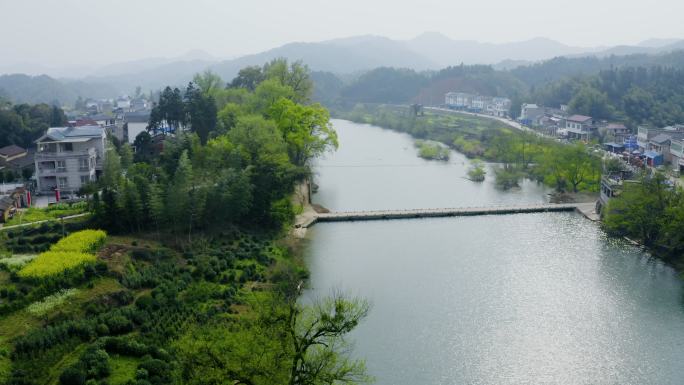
left=297, top=202, right=598, bottom=228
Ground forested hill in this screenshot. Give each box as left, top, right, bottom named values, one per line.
left=0, top=74, right=118, bottom=105
left=314, top=50, right=684, bottom=127
left=510, top=50, right=684, bottom=86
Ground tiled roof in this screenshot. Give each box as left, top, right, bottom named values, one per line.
left=650, top=133, right=673, bottom=144
left=0, top=145, right=27, bottom=157
left=39, top=126, right=104, bottom=142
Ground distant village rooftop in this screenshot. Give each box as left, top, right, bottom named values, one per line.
left=0, top=145, right=27, bottom=159
left=566, top=114, right=592, bottom=123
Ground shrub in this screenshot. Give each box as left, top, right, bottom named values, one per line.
left=18, top=252, right=97, bottom=278
left=81, top=347, right=111, bottom=379
left=60, top=366, right=86, bottom=385
left=130, top=249, right=152, bottom=260
left=105, top=315, right=133, bottom=334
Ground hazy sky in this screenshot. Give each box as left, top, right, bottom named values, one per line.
left=1, top=0, right=683, bottom=68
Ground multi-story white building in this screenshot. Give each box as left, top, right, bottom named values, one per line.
left=34, top=126, right=107, bottom=195
left=445, top=92, right=472, bottom=108
left=491, top=97, right=512, bottom=117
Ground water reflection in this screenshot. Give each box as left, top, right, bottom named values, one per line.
left=305, top=120, right=684, bottom=385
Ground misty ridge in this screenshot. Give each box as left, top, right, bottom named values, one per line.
left=2, top=32, right=684, bottom=106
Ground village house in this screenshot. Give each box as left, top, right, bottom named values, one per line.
left=130, top=98, right=149, bottom=111
left=34, top=126, right=107, bottom=195
left=563, top=115, right=594, bottom=140
left=603, top=123, right=630, bottom=139
left=445, top=92, right=471, bottom=108
left=668, top=139, right=684, bottom=173
left=490, top=97, right=512, bottom=117
left=636, top=125, right=684, bottom=152
left=0, top=145, right=28, bottom=163
left=0, top=187, right=29, bottom=223
left=88, top=112, right=127, bottom=142
left=116, top=96, right=131, bottom=111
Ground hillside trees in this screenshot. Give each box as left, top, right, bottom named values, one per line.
left=97, top=59, right=334, bottom=235
left=0, top=102, right=67, bottom=148
left=148, top=83, right=218, bottom=144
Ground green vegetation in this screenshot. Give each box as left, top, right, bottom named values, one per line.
left=313, top=54, right=684, bottom=127
left=0, top=100, right=66, bottom=149
left=0, top=60, right=369, bottom=385
left=327, top=65, right=526, bottom=108
left=339, top=104, right=601, bottom=192
left=0, top=74, right=117, bottom=106
left=26, top=288, right=79, bottom=316
left=50, top=230, right=106, bottom=253
left=0, top=255, right=35, bottom=272
left=415, top=140, right=449, bottom=161
left=18, top=251, right=97, bottom=279
left=17, top=230, right=105, bottom=279
left=467, top=160, right=486, bottom=182
left=5, top=203, right=88, bottom=227
left=603, top=173, right=684, bottom=266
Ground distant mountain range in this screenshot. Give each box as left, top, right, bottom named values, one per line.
left=1, top=33, right=684, bottom=105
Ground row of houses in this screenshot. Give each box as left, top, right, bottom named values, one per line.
left=520, top=103, right=630, bottom=142
left=444, top=92, right=512, bottom=117
left=633, top=125, right=684, bottom=170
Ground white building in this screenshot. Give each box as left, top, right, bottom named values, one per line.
left=34, top=126, right=107, bottom=195
left=445, top=92, right=472, bottom=108
left=491, top=97, right=512, bottom=117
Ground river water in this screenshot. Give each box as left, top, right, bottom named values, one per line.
left=304, top=119, right=684, bottom=385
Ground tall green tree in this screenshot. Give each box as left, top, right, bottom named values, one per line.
left=270, top=98, right=338, bottom=166
left=193, top=70, right=224, bottom=95
left=185, top=82, right=218, bottom=144
left=166, top=150, right=193, bottom=234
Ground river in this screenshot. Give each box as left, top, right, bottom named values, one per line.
left=304, top=119, right=684, bottom=385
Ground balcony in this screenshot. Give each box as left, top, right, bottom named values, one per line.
left=35, top=148, right=95, bottom=160
left=37, top=168, right=68, bottom=175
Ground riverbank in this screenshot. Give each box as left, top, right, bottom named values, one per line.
left=333, top=105, right=602, bottom=194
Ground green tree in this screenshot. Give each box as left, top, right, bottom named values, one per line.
left=604, top=173, right=674, bottom=246
left=230, top=65, right=265, bottom=91
left=185, top=82, right=218, bottom=144
left=568, top=85, right=614, bottom=119
left=193, top=70, right=224, bottom=95
left=286, top=292, right=372, bottom=385
left=102, top=145, right=122, bottom=189
left=270, top=98, right=338, bottom=166
left=119, top=143, right=134, bottom=171
left=263, top=59, right=313, bottom=103
left=166, top=150, right=193, bottom=235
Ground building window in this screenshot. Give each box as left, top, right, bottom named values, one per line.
left=79, top=158, right=89, bottom=171
left=62, top=143, right=73, bottom=152
left=56, top=160, right=66, bottom=172
left=80, top=175, right=90, bottom=185
left=58, top=177, right=68, bottom=189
